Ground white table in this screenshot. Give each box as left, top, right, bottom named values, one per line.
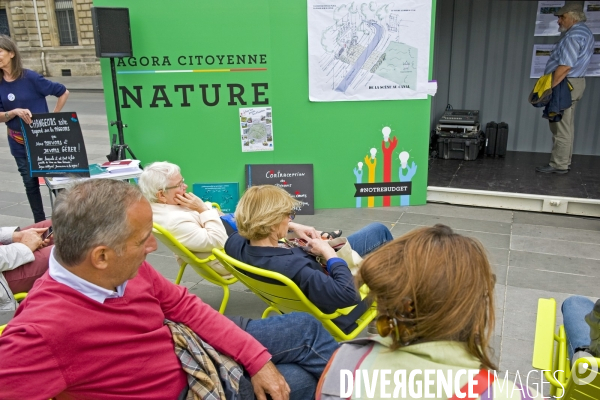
left=44, top=170, right=142, bottom=210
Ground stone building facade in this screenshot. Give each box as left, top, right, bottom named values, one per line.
left=0, top=0, right=100, bottom=76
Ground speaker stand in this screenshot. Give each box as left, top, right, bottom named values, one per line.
left=106, top=57, right=137, bottom=161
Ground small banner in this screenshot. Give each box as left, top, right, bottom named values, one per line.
left=354, top=182, right=412, bottom=197
left=245, top=164, right=314, bottom=215
left=21, top=112, right=89, bottom=177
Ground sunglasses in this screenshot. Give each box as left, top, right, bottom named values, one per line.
left=376, top=315, right=400, bottom=341
left=376, top=298, right=416, bottom=344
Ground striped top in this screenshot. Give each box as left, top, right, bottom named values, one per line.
left=544, top=22, right=594, bottom=77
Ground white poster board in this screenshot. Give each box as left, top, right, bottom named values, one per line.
left=586, top=41, right=600, bottom=77
left=535, top=1, right=564, bottom=36
left=307, top=0, right=432, bottom=102
left=530, top=44, right=554, bottom=78
left=584, top=1, right=600, bottom=35
left=239, top=107, right=274, bottom=152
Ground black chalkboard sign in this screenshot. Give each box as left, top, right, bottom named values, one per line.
left=21, top=112, right=90, bottom=177
left=245, top=164, right=314, bottom=215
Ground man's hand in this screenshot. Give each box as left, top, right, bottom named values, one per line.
left=14, top=229, right=45, bottom=252
left=288, top=222, right=319, bottom=240
left=251, top=361, right=290, bottom=400
left=175, top=192, right=210, bottom=214
left=552, top=65, right=571, bottom=88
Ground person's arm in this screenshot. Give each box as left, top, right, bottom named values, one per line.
left=288, top=222, right=319, bottom=240
left=0, top=108, right=33, bottom=124
left=0, top=227, right=18, bottom=245
left=146, top=263, right=271, bottom=375
left=552, top=65, right=571, bottom=88
left=170, top=209, right=229, bottom=252
left=0, top=243, right=35, bottom=272
left=290, top=258, right=359, bottom=313
left=53, top=89, right=70, bottom=112
left=0, top=324, right=68, bottom=397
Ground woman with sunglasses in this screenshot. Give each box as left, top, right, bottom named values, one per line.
left=225, top=185, right=393, bottom=334
left=317, top=224, right=542, bottom=399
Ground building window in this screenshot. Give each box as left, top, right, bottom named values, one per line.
left=0, top=9, right=10, bottom=36
left=55, top=0, right=78, bottom=46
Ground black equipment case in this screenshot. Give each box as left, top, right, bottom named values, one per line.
left=437, top=136, right=484, bottom=161
left=484, top=121, right=509, bottom=157
left=485, top=122, right=498, bottom=156
left=495, top=122, right=509, bottom=157
left=436, top=109, right=484, bottom=161
left=436, top=124, right=484, bottom=161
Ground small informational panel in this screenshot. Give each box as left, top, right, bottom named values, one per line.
left=193, top=182, right=240, bottom=213
left=21, top=112, right=89, bottom=177
left=586, top=41, right=600, bottom=77
left=240, top=107, right=273, bottom=152
left=245, top=164, right=314, bottom=215
left=530, top=44, right=554, bottom=78
left=585, top=1, right=600, bottom=35
left=534, top=1, right=563, bottom=36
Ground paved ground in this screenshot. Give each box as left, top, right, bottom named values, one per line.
left=1, top=91, right=599, bottom=387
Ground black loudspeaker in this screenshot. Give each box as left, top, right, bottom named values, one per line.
left=91, top=7, right=132, bottom=58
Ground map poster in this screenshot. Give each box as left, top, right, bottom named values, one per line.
left=307, top=0, right=432, bottom=102
left=534, top=1, right=563, bottom=36
left=239, top=107, right=274, bottom=152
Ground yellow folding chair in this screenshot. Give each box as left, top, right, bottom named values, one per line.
left=152, top=222, right=236, bottom=314
left=212, top=248, right=376, bottom=341
left=533, top=298, right=600, bottom=398
left=0, top=292, right=28, bottom=336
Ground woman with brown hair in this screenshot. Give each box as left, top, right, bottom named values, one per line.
left=0, top=35, right=69, bottom=222
left=317, top=224, right=542, bottom=399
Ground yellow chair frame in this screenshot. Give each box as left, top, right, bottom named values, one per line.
left=0, top=292, right=28, bottom=335
left=212, top=248, right=377, bottom=341
left=533, top=298, right=600, bottom=399
left=152, top=222, right=236, bottom=314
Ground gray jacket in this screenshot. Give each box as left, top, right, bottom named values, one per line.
left=0, top=227, right=35, bottom=311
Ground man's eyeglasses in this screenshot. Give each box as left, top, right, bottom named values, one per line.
left=164, top=179, right=185, bottom=191
left=289, top=210, right=296, bottom=220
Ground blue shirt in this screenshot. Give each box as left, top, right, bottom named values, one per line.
left=544, top=22, right=595, bottom=77
left=48, top=248, right=127, bottom=303
left=0, top=69, right=67, bottom=157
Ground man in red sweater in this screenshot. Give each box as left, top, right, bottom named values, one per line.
left=0, top=179, right=338, bottom=399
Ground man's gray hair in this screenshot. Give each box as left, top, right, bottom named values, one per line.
left=138, top=161, right=181, bottom=203
left=568, top=10, right=587, bottom=22
left=53, top=179, right=144, bottom=266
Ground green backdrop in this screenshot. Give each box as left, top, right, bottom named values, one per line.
left=95, top=0, right=436, bottom=209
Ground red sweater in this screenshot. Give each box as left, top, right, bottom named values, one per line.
left=0, top=262, right=270, bottom=399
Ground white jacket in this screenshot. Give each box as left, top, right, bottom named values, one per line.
left=151, top=204, right=230, bottom=276
left=0, top=227, right=35, bottom=311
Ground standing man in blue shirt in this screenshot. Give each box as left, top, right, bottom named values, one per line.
left=536, top=2, right=594, bottom=174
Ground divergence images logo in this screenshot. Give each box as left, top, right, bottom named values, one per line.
left=573, top=351, right=599, bottom=386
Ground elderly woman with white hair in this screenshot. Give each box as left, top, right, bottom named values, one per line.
left=138, top=161, right=231, bottom=275
left=139, top=161, right=332, bottom=276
